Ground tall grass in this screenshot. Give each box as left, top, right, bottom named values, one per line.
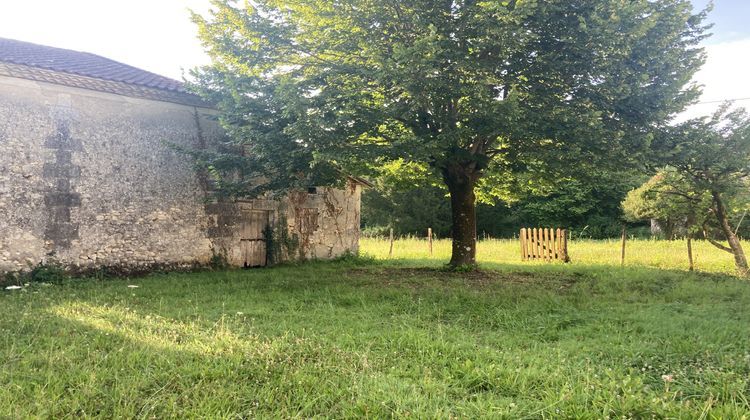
left=361, top=237, right=744, bottom=275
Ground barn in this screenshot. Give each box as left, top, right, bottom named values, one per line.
left=0, top=38, right=363, bottom=275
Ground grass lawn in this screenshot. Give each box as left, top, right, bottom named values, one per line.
left=1, top=241, right=749, bottom=417
left=362, top=237, right=750, bottom=275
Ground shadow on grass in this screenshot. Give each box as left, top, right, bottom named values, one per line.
left=40, top=257, right=746, bottom=310
left=4, top=303, right=374, bottom=417
left=2, top=257, right=749, bottom=417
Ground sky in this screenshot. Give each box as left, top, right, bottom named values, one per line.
left=680, top=0, right=750, bottom=119
left=0, top=0, right=213, bottom=80
left=0, top=0, right=748, bottom=119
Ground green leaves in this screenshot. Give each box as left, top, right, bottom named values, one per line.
left=626, top=106, right=750, bottom=240
left=622, top=169, right=708, bottom=229
left=189, top=0, right=707, bottom=223
left=655, top=107, right=750, bottom=191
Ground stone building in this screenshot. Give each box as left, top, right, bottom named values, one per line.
left=0, top=38, right=364, bottom=275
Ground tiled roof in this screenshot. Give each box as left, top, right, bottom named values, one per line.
left=0, top=37, right=184, bottom=91
left=0, top=38, right=208, bottom=107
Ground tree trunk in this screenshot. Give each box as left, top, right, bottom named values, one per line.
left=712, top=191, right=749, bottom=276
left=664, top=218, right=675, bottom=240
left=444, top=165, right=478, bottom=267
left=650, top=219, right=662, bottom=237
left=620, top=225, right=626, bottom=267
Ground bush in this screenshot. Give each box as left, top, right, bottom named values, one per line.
left=27, top=260, right=67, bottom=284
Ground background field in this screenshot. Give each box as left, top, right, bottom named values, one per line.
left=362, top=237, right=744, bottom=275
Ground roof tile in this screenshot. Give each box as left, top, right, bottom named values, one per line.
left=0, top=37, right=186, bottom=92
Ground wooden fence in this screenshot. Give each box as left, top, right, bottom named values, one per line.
left=520, top=228, right=569, bottom=262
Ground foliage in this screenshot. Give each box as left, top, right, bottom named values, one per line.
left=622, top=168, right=710, bottom=238
left=655, top=107, right=750, bottom=197
left=2, top=257, right=749, bottom=417
left=190, top=0, right=709, bottom=265
left=361, top=160, right=452, bottom=237
left=27, top=260, right=68, bottom=284
left=509, top=170, right=644, bottom=234
left=624, top=107, right=750, bottom=243
left=0, top=260, right=69, bottom=287
left=209, top=250, right=229, bottom=270
left=264, top=215, right=299, bottom=265
left=646, top=106, right=750, bottom=274
left=0, top=271, right=20, bottom=287
left=364, top=165, right=643, bottom=238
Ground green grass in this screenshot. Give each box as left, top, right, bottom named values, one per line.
left=363, top=237, right=748, bottom=275
left=1, top=242, right=749, bottom=418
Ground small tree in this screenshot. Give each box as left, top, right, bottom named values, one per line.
left=643, top=107, right=750, bottom=275
left=622, top=169, right=707, bottom=239
left=622, top=169, right=710, bottom=270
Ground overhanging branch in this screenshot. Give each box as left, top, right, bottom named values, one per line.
left=703, top=222, right=733, bottom=253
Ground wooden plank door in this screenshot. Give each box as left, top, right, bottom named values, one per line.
left=239, top=210, right=269, bottom=267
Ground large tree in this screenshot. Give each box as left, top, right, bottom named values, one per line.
left=192, top=0, right=708, bottom=266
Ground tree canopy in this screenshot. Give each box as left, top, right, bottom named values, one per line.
left=622, top=168, right=709, bottom=239
left=192, top=0, right=709, bottom=266
left=364, top=164, right=642, bottom=239
left=638, top=106, right=750, bottom=275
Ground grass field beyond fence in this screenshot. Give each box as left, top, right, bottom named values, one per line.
left=361, top=237, right=746, bottom=275
left=1, top=240, right=749, bottom=417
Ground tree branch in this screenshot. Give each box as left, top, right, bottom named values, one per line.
left=703, top=222, right=733, bottom=253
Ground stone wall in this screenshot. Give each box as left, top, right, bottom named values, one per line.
left=285, top=185, right=362, bottom=260
left=202, top=183, right=362, bottom=268
left=0, top=75, right=361, bottom=275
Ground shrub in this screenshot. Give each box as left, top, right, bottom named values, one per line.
left=27, top=260, right=67, bottom=284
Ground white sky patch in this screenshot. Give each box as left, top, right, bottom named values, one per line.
left=0, top=1, right=746, bottom=124
left=678, top=38, right=750, bottom=122
left=0, top=1, right=212, bottom=80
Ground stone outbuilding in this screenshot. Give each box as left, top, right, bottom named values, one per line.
left=0, top=38, right=364, bottom=275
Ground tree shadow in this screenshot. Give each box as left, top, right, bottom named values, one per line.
left=3, top=296, right=379, bottom=417
left=3, top=260, right=749, bottom=417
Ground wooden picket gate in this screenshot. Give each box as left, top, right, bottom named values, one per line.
left=520, top=228, right=569, bottom=262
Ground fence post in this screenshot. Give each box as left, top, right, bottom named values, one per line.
left=520, top=228, right=526, bottom=261
left=553, top=228, right=558, bottom=260
left=620, top=225, right=627, bottom=267
left=687, top=235, right=694, bottom=271
left=540, top=228, right=545, bottom=260
left=547, top=228, right=553, bottom=261
left=529, top=228, right=534, bottom=259
left=428, top=227, right=433, bottom=256
left=536, top=228, right=542, bottom=260
left=388, top=228, right=394, bottom=258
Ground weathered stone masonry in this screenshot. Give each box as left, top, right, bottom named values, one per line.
left=0, top=70, right=362, bottom=275
left=43, top=117, right=81, bottom=249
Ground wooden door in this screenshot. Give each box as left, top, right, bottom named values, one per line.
left=239, top=210, right=269, bottom=267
